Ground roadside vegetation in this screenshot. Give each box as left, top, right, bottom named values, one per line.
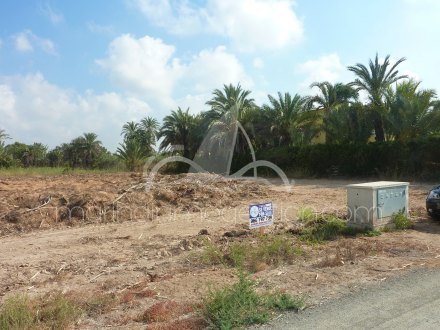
left=204, top=273, right=304, bottom=329
left=0, top=291, right=116, bottom=330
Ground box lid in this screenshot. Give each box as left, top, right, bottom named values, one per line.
left=346, top=181, right=409, bottom=189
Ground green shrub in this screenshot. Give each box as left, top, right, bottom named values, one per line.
left=204, top=273, right=304, bottom=329
left=392, top=212, right=413, bottom=230
left=300, top=215, right=348, bottom=243
left=247, top=137, right=440, bottom=179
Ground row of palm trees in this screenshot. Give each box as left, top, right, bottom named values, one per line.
left=0, top=131, right=118, bottom=169
left=1, top=53, right=439, bottom=171
left=116, top=53, right=440, bottom=169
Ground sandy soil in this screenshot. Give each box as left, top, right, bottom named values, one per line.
left=0, top=173, right=439, bottom=328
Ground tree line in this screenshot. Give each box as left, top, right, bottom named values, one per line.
left=1, top=53, right=439, bottom=172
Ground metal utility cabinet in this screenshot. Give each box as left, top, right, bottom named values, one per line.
left=347, top=181, right=409, bottom=229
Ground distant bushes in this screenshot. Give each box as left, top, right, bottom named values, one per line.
left=251, top=137, right=440, bottom=180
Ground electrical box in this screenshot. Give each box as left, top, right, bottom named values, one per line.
left=346, top=181, right=409, bottom=229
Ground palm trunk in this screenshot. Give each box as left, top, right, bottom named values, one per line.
left=373, top=113, right=385, bottom=142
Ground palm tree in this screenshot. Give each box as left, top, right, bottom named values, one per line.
left=140, top=116, right=159, bottom=146
left=326, top=102, right=373, bottom=144
left=158, top=107, right=198, bottom=159
left=386, top=79, right=440, bottom=141
left=348, top=53, right=408, bottom=142
left=263, top=92, right=317, bottom=146
left=205, top=83, right=255, bottom=120
left=121, top=121, right=140, bottom=141
left=82, top=132, right=102, bottom=168
left=116, top=139, right=145, bottom=171
left=307, top=82, right=358, bottom=143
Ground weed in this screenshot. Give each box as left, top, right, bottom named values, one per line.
left=297, top=207, right=315, bottom=223
left=392, top=211, right=414, bottom=230
left=37, top=292, right=82, bottom=329
left=0, top=290, right=116, bottom=330
left=199, top=234, right=303, bottom=272
left=199, top=238, right=225, bottom=266
left=264, top=292, right=304, bottom=311
left=204, top=273, right=304, bottom=329
left=300, top=215, right=348, bottom=243
left=204, top=273, right=270, bottom=329
left=0, top=295, right=34, bottom=330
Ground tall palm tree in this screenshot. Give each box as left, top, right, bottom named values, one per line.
left=140, top=116, right=159, bottom=146
left=386, top=79, right=440, bottom=141
left=121, top=121, right=140, bottom=141
left=307, top=82, right=358, bottom=143
left=82, top=132, right=102, bottom=168
left=158, top=107, right=198, bottom=159
left=263, top=92, right=317, bottom=146
left=205, top=83, right=255, bottom=120
left=348, top=53, right=408, bottom=142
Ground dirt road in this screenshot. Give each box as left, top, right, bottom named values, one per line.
left=257, top=268, right=440, bottom=329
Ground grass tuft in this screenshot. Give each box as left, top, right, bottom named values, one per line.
left=0, top=295, right=34, bottom=330
left=204, top=273, right=304, bottom=329
left=199, top=234, right=303, bottom=272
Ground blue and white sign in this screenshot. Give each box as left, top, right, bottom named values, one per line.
left=249, top=202, right=273, bottom=229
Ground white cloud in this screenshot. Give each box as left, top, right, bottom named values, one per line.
left=97, top=35, right=252, bottom=110
left=96, top=34, right=184, bottom=108
left=297, top=53, right=346, bottom=90
left=14, top=32, right=33, bottom=52
left=208, top=0, right=303, bottom=52
left=13, top=30, right=57, bottom=55
left=40, top=2, right=64, bottom=25
left=185, top=46, right=253, bottom=94
left=131, top=0, right=303, bottom=52
left=0, top=73, right=152, bottom=151
left=131, top=0, right=207, bottom=35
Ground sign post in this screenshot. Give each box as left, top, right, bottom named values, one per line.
left=249, top=202, right=273, bottom=231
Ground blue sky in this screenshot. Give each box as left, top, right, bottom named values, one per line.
left=0, top=0, right=439, bottom=151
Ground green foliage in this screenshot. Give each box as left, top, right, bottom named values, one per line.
left=204, top=273, right=269, bottom=329
left=264, top=292, right=305, bottom=311
left=300, top=215, right=348, bottom=243
left=254, top=137, right=440, bottom=180
left=199, top=235, right=303, bottom=273
left=116, top=139, right=146, bottom=171
left=348, top=53, right=408, bottom=142
left=158, top=107, right=202, bottom=159
left=37, top=292, right=82, bottom=329
left=392, top=211, right=413, bottom=230
left=0, top=292, right=82, bottom=330
left=199, top=238, right=224, bottom=266
left=204, top=273, right=304, bottom=329
left=0, top=295, right=34, bottom=330
left=297, top=207, right=315, bottom=222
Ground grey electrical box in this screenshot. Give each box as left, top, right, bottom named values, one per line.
left=347, top=181, right=409, bottom=229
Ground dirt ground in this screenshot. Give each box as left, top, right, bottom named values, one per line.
left=0, top=173, right=439, bottom=329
